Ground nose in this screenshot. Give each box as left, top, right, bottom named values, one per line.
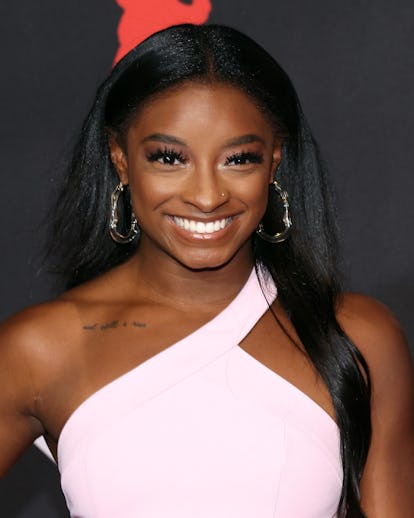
left=182, top=167, right=228, bottom=212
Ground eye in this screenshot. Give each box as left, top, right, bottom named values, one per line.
left=146, top=147, right=187, bottom=166
left=224, top=151, right=264, bottom=166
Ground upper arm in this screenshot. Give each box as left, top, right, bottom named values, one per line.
left=338, top=294, right=414, bottom=516
left=0, top=309, right=51, bottom=478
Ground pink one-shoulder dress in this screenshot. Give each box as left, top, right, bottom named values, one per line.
left=57, top=269, right=342, bottom=517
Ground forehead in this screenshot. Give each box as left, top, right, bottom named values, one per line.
left=126, top=82, right=275, bottom=141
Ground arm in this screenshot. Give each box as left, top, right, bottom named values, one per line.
left=338, top=294, right=414, bottom=516
left=0, top=308, right=44, bottom=478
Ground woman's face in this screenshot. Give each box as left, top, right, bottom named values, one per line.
left=110, top=82, right=282, bottom=271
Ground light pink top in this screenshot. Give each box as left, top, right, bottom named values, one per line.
left=58, top=269, right=342, bottom=517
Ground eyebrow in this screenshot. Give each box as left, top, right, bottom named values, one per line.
left=141, top=133, right=187, bottom=146
left=223, top=134, right=266, bottom=147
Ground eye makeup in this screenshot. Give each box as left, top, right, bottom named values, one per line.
left=146, top=147, right=187, bottom=166
left=224, top=151, right=264, bottom=166
left=145, top=147, right=265, bottom=168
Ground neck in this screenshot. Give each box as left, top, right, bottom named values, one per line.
left=124, top=244, right=254, bottom=309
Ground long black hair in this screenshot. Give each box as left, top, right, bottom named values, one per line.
left=48, top=24, right=371, bottom=516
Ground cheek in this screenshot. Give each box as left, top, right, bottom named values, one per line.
left=127, top=171, right=172, bottom=210
left=236, top=176, right=270, bottom=211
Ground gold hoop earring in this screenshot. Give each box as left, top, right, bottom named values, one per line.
left=109, top=182, right=139, bottom=244
left=256, top=180, right=292, bottom=243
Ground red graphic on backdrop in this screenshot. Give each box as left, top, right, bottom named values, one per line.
left=114, top=0, right=212, bottom=63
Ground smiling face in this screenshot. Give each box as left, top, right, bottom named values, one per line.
left=109, top=82, right=282, bottom=272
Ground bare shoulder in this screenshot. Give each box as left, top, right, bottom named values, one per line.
left=336, top=292, right=413, bottom=413
left=0, top=271, right=117, bottom=353
left=336, top=292, right=412, bottom=368
left=0, top=297, right=84, bottom=384
left=0, top=268, right=129, bottom=385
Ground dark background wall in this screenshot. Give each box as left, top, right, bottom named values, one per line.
left=1, top=1, right=413, bottom=515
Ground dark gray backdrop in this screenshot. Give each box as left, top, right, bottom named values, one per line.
left=1, top=1, right=413, bottom=516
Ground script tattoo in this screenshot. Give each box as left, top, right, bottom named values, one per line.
left=82, top=320, right=147, bottom=331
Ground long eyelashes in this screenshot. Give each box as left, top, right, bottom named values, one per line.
left=146, top=148, right=264, bottom=167
left=224, top=151, right=264, bottom=166
left=146, top=147, right=186, bottom=166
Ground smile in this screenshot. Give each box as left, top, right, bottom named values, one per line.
left=172, top=216, right=233, bottom=234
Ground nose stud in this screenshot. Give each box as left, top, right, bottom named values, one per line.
left=220, top=192, right=225, bottom=197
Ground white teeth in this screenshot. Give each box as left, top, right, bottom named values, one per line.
left=196, top=221, right=204, bottom=233
left=172, top=217, right=231, bottom=234
left=205, top=222, right=215, bottom=233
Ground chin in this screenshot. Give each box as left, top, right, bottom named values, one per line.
left=174, top=251, right=239, bottom=272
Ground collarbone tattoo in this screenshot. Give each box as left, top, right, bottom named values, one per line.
left=82, top=319, right=147, bottom=331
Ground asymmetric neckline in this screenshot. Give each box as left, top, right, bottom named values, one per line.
left=57, top=267, right=337, bottom=463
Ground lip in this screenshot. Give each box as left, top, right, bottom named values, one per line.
left=167, top=215, right=236, bottom=240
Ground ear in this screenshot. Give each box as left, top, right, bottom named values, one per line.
left=107, top=130, right=129, bottom=185
left=269, top=139, right=283, bottom=183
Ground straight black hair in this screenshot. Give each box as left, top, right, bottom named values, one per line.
left=47, top=24, right=371, bottom=516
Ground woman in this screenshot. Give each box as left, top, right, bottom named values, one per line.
left=0, top=24, right=412, bottom=517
